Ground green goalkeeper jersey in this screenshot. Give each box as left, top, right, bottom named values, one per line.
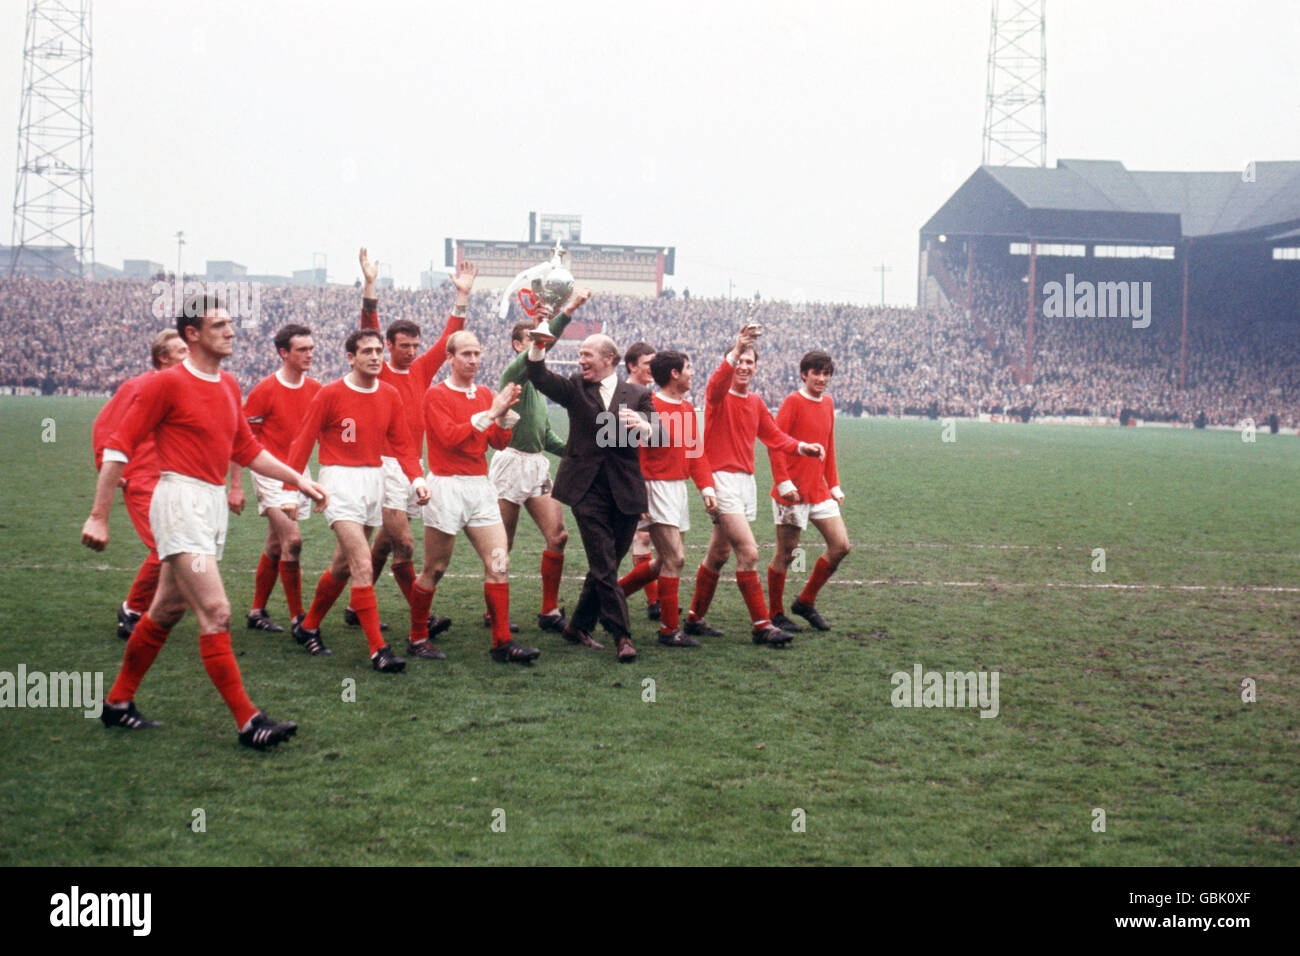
left=497, top=310, right=574, bottom=456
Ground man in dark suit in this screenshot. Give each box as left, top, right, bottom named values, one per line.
left=526, top=300, right=656, bottom=663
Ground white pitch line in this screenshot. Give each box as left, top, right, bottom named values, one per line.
left=7, top=563, right=1297, bottom=593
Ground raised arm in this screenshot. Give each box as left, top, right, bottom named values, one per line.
left=359, top=246, right=380, bottom=331
left=500, top=305, right=576, bottom=387
left=412, top=260, right=477, bottom=387
left=525, top=345, right=580, bottom=408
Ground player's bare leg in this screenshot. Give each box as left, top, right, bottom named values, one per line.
left=648, top=523, right=694, bottom=646
left=789, top=514, right=851, bottom=631
left=524, top=492, right=568, bottom=629
left=345, top=511, right=404, bottom=630
left=248, top=506, right=301, bottom=632
left=410, top=527, right=456, bottom=659
left=467, top=522, right=539, bottom=664
left=328, top=519, right=399, bottom=670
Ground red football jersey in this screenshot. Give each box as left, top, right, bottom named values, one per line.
left=106, top=361, right=263, bottom=484
left=423, top=382, right=512, bottom=477
left=639, top=392, right=714, bottom=492
left=93, top=371, right=161, bottom=492
left=702, top=356, right=800, bottom=475
left=243, top=370, right=323, bottom=461
left=285, top=376, right=422, bottom=481
left=769, top=390, right=839, bottom=504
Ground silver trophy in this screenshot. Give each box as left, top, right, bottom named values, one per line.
left=497, top=240, right=575, bottom=343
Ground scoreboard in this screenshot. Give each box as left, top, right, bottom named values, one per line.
left=446, top=238, right=675, bottom=298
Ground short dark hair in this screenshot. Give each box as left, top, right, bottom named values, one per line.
left=736, top=343, right=759, bottom=362
left=386, top=320, right=420, bottom=343
left=624, top=341, right=655, bottom=371
left=274, top=323, right=312, bottom=357
left=799, top=350, right=834, bottom=376
left=511, top=320, right=535, bottom=345
left=346, top=328, right=384, bottom=355
left=650, top=350, right=688, bottom=387
left=176, top=291, right=226, bottom=340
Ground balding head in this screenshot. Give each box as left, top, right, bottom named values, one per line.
left=578, top=334, right=620, bottom=382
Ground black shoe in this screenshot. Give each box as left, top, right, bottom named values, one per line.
left=771, top=612, right=805, bottom=633
left=683, top=617, right=723, bottom=638
left=658, top=628, right=700, bottom=647
left=116, top=605, right=141, bottom=641
left=238, top=712, right=298, bottom=750
left=100, top=701, right=161, bottom=730
left=537, top=608, right=568, bottom=633
left=246, top=610, right=285, bottom=633
left=491, top=640, right=540, bottom=664
left=427, top=615, right=452, bottom=640
left=790, top=599, right=831, bottom=631
left=407, top=638, right=446, bottom=660
left=752, top=624, right=795, bottom=647
left=291, top=613, right=305, bottom=632
left=344, top=607, right=388, bottom=631
left=371, top=645, right=406, bottom=673
left=483, top=613, right=519, bottom=634
left=646, top=601, right=662, bottom=621
left=292, top=620, right=332, bottom=656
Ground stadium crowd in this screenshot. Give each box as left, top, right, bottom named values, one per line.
left=1, top=273, right=1295, bottom=427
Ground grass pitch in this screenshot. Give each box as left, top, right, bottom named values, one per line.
left=0, top=397, right=1296, bottom=865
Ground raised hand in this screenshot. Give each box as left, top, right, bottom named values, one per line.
left=492, top=383, right=523, bottom=418
left=359, top=247, right=379, bottom=285
left=452, top=260, right=479, bottom=296
left=564, top=287, right=592, bottom=313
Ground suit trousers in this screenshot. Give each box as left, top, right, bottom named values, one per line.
left=570, top=465, right=640, bottom=638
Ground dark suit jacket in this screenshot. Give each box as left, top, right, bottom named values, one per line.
left=526, top=358, right=655, bottom=515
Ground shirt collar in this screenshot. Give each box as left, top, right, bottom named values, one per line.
left=343, top=373, right=378, bottom=393
left=444, top=380, right=477, bottom=399
left=385, top=361, right=408, bottom=376
left=798, top=388, right=822, bottom=402
left=276, top=369, right=305, bottom=389
left=182, top=359, right=221, bottom=383
left=600, top=371, right=618, bottom=394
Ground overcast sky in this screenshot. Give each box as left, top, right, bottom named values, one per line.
left=2, top=0, right=1297, bottom=304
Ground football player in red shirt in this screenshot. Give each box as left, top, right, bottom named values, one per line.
left=683, top=322, right=824, bottom=647
left=285, top=329, right=429, bottom=672
left=766, top=350, right=851, bottom=632
left=411, top=331, right=535, bottom=663
left=82, top=293, right=326, bottom=749
left=622, top=342, right=663, bottom=621
left=345, top=249, right=474, bottom=632
left=227, top=324, right=321, bottom=634
left=91, top=329, right=189, bottom=640
left=616, top=349, right=718, bottom=646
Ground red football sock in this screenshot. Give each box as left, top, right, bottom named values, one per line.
left=303, top=569, right=348, bottom=630
left=391, top=561, right=416, bottom=606
left=199, top=631, right=258, bottom=729
left=350, top=584, right=385, bottom=655
left=658, top=575, right=680, bottom=632
left=736, top=570, right=770, bottom=630
left=540, top=549, right=563, bottom=615
left=688, top=564, right=720, bottom=620
left=279, top=560, right=304, bottom=617
left=798, top=555, right=835, bottom=606
left=484, top=581, right=511, bottom=648
left=619, top=557, right=659, bottom=597
left=107, top=612, right=169, bottom=705
left=251, top=552, right=279, bottom=611
left=409, top=583, right=435, bottom=643
left=767, top=565, right=787, bottom=617
left=124, top=553, right=161, bottom=615
left=645, top=575, right=660, bottom=605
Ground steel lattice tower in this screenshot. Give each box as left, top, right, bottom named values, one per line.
left=982, top=0, right=1046, bottom=167
left=9, top=0, right=94, bottom=278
